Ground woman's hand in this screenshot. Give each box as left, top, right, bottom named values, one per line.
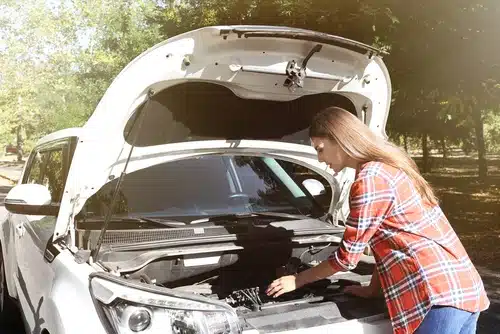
left=343, top=284, right=379, bottom=298
left=267, top=260, right=338, bottom=298
left=343, top=266, right=382, bottom=298
left=266, top=275, right=299, bottom=298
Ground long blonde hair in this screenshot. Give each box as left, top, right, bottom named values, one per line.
left=309, top=107, right=438, bottom=206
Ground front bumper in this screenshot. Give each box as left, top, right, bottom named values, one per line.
left=242, top=314, right=392, bottom=334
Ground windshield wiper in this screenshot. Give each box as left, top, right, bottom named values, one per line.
left=189, top=211, right=308, bottom=224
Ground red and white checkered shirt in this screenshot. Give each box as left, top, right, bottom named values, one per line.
left=328, top=161, right=489, bottom=334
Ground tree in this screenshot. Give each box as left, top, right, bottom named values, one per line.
left=154, top=0, right=398, bottom=50
left=0, top=1, right=81, bottom=155
left=0, top=0, right=164, bottom=155
left=386, top=1, right=500, bottom=179
left=1, top=0, right=499, bottom=178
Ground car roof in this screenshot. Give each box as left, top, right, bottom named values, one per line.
left=36, top=127, right=82, bottom=147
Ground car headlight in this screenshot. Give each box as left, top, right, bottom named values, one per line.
left=90, top=274, right=241, bottom=334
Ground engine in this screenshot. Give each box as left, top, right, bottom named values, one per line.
left=167, top=256, right=321, bottom=307
left=132, top=251, right=371, bottom=315
left=117, top=243, right=384, bottom=332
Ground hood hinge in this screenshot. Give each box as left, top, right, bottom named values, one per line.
left=283, top=44, right=322, bottom=91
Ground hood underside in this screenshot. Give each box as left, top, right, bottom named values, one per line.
left=53, top=25, right=392, bottom=240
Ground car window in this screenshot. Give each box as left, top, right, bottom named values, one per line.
left=83, top=155, right=331, bottom=224
left=23, top=140, right=73, bottom=204
left=25, top=152, right=44, bottom=184
left=277, top=160, right=332, bottom=211
left=41, top=149, right=65, bottom=203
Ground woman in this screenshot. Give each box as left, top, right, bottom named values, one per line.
left=266, top=107, right=489, bottom=334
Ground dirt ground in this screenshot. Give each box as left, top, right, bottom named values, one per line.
left=414, top=155, right=500, bottom=333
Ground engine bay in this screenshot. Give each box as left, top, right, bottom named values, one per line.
left=89, top=217, right=387, bottom=331
left=114, top=243, right=384, bottom=332
left=166, top=253, right=334, bottom=310
left=116, top=238, right=381, bottom=321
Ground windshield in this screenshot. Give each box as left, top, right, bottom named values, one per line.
left=82, top=155, right=332, bottom=224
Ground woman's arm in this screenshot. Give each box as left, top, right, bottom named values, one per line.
left=266, top=260, right=338, bottom=298
left=267, top=173, right=394, bottom=298
left=266, top=260, right=382, bottom=298
left=343, top=266, right=382, bottom=298
left=296, top=260, right=337, bottom=287
left=328, top=174, right=394, bottom=272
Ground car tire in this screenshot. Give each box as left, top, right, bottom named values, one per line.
left=0, top=249, right=21, bottom=327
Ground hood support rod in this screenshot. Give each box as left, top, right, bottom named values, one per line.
left=91, top=91, right=152, bottom=262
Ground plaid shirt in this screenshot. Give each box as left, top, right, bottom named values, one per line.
left=329, top=161, right=489, bottom=334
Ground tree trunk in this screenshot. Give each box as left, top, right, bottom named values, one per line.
left=441, top=137, right=447, bottom=159
left=472, top=109, right=487, bottom=180
left=422, top=133, right=430, bottom=173
left=403, top=134, right=409, bottom=152
left=16, top=96, right=24, bottom=162
left=16, top=125, right=24, bottom=162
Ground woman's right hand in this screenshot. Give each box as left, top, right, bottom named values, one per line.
left=266, top=275, right=299, bottom=298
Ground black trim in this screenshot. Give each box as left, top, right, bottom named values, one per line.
left=21, top=152, right=38, bottom=185
left=100, top=228, right=344, bottom=252
left=4, top=202, right=59, bottom=216
left=222, top=27, right=386, bottom=56
left=43, top=235, right=60, bottom=263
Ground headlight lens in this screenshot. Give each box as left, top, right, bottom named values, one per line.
left=90, top=276, right=241, bottom=334
left=126, top=306, right=151, bottom=332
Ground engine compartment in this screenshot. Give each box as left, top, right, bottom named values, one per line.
left=90, top=217, right=387, bottom=332
left=164, top=247, right=335, bottom=311
left=115, top=239, right=384, bottom=332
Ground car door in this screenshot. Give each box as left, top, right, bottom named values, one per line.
left=12, top=138, right=75, bottom=333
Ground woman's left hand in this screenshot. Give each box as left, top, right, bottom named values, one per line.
left=266, top=275, right=298, bottom=298
left=343, top=285, right=378, bottom=298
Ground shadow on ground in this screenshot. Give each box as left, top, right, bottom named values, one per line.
left=415, top=156, right=500, bottom=333
left=416, top=157, right=500, bottom=271
left=475, top=267, right=500, bottom=334
left=0, top=162, right=24, bottom=168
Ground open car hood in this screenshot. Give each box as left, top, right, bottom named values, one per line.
left=53, top=25, right=392, bottom=240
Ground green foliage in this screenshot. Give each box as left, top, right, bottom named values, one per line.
left=0, top=0, right=499, bottom=164
left=484, top=111, right=500, bottom=153
left=0, top=0, right=163, bottom=153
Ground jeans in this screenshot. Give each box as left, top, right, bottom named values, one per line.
left=415, top=305, right=480, bottom=334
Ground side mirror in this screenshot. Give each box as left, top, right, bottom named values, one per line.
left=4, top=184, right=59, bottom=216
left=302, top=179, right=326, bottom=196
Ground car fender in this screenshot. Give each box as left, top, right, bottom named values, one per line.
left=0, top=206, right=19, bottom=299
left=35, top=250, right=106, bottom=334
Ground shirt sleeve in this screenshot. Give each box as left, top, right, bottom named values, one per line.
left=328, top=173, right=395, bottom=272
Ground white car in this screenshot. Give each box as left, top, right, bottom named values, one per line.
left=0, top=26, right=394, bottom=334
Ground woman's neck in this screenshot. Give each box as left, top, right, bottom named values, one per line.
left=345, top=156, right=363, bottom=170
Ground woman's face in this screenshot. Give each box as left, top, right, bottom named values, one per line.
left=310, top=137, right=351, bottom=175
